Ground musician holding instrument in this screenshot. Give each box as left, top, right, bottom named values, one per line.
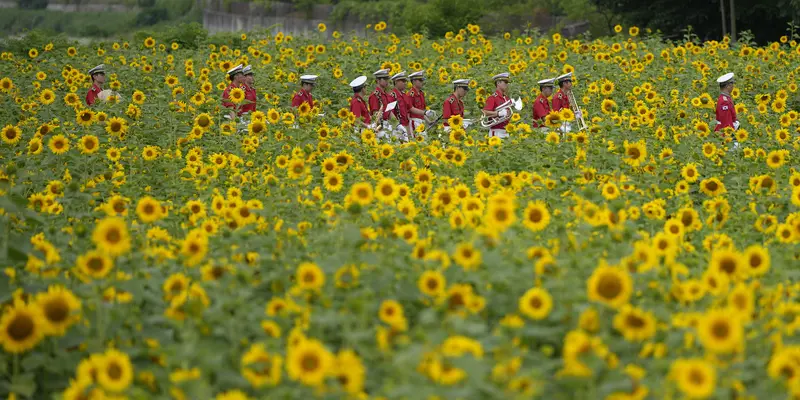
left=714, top=72, right=739, bottom=133
left=85, top=64, right=106, bottom=106
left=408, top=71, right=433, bottom=133
left=349, top=75, right=371, bottom=129
left=443, top=79, right=469, bottom=133
left=368, top=69, right=393, bottom=136
left=390, top=71, right=413, bottom=141
left=551, top=72, right=572, bottom=113
left=291, top=75, right=317, bottom=109
left=222, top=64, right=245, bottom=117
left=241, top=65, right=257, bottom=115
left=482, top=73, right=512, bottom=138
left=532, top=77, right=555, bottom=129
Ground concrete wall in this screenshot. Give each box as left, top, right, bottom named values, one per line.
left=203, top=0, right=589, bottom=38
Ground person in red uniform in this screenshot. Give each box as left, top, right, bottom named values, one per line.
left=291, top=75, right=317, bottom=109
left=482, top=72, right=512, bottom=138
left=715, top=72, right=739, bottom=133
left=241, top=65, right=257, bottom=115
left=349, top=75, right=370, bottom=129
left=551, top=72, right=572, bottom=112
left=85, top=64, right=105, bottom=106
left=222, top=64, right=245, bottom=117
left=368, top=68, right=392, bottom=128
left=532, top=77, right=555, bottom=129
left=407, top=71, right=431, bottom=132
left=389, top=71, right=412, bottom=141
left=443, top=79, right=469, bottom=133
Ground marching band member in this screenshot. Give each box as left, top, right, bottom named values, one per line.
left=551, top=72, right=572, bottom=113
left=291, top=75, right=317, bottom=109
left=532, top=77, right=555, bottom=129
left=407, top=71, right=432, bottom=132
left=390, top=71, right=412, bottom=141
left=85, top=64, right=105, bottom=106
left=241, top=65, right=257, bottom=114
left=368, top=68, right=393, bottom=136
left=443, top=79, right=469, bottom=133
left=482, top=72, right=512, bottom=138
left=349, top=75, right=371, bottom=129
left=222, top=64, right=245, bottom=117
left=715, top=72, right=739, bottom=133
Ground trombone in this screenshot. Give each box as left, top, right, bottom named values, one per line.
left=567, top=90, right=587, bottom=131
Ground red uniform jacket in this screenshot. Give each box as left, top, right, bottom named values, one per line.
left=408, top=87, right=426, bottom=118
left=442, top=94, right=464, bottom=127
left=241, top=85, right=257, bottom=114
left=350, top=93, right=371, bottom=125
left=714, top=93, right=736, bottom=132
left=368, top=86, right=391, bottom=121
left=551, top=89, right=568, bottom=112
left=390, top=88, right=410, bottom=126
left=291, top=89, right=314, bottom=109
left=222, top=84, right=247, bottom=116
left=532, top=93, right=552, bottom=127
left=483, top=90, right=510, bottom=129
left=85, top=83, right=101, bottom=106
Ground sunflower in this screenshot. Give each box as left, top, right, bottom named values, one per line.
left=79, top=135, right=100, bottom=154
left=323, top=172, right=344, bottom=192
left=709, top=248, right=744, bottom=280
left=697, top=308, right=743, bottom=354
left=522, top=201, right=551, bottom=232
left=699, top=177, right=726, bottom=197
left=36, top=286, right=81, bottom=336
left=681, top=163, right=699, bottom=182
left=587, top=263, right=632, bottom=308
left=91, top=217, right=131, bottom=257
left=0, top=300, right=46, bottom=353
left=1, top=124, right=22, bottom=145
left=76, top=109, right=95, bottom=127
left=296, top=262, right=325, bottom=290
left=97, top=349, right=134, bottom=392
left=418, top=270, right=446, bottom=297
left=241, top=343, right=283, bottom=388
left=613, top=305, right=656, bottom=342
left=136, top=196, right=163, bottom=223
left=48, top=134, right=70, bottom=154
left=349, top=182, right=373, bottom=206
left=622, top=140, right=647, bottom=167
left=378, top=300, right=407, bottom=330
left=453, top=242, right=481, bottom=270
left=77, top=249, right=114, bottom=278
left=375, top=178, right=398, bottom=204
left=518, top=287, right=553, bottom=320
left=766, top=150, right=788, bottom=169
left=287, top=338, right=334, bottom=387
left=105, top=117, right=128, bottom=137
left=333, top=350, right=365, bottom=394
left=670, top=359, right=716, bottom=399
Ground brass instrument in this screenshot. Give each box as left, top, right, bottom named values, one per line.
left=480, top=97, right=522, bottom=128
left=423, top=109, right=439, bottom=124
left=567, top=89, right=587, bottom=131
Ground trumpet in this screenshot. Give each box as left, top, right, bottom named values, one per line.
left=480, top=97, right=522, bottom=128
left=567, top=89, right=587, bottom=131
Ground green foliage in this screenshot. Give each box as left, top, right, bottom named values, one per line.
left=0, top=8, right=137, bottom=38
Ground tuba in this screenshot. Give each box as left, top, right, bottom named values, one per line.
left=567, top=89, right=587, bottom=131
left=480, top=97, right=523, bottom=128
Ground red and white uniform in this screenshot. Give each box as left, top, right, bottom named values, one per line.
left=368, top=87, right=391, bottom=121
left=291, top=88, right=314, bottom=109
left=483, top=89, right=510, bottom=137
left=350, top=93, right=370, bottom=125
left=241, top=84, right=257, bottom=114
left=442, top=93, right=464, bottom=131
left=551, top=89, right=568, bottom=112
left=222, top=83, right=247, bottom=116
left=85, top=83, right=101, bottom=106
left=714, top=93, right=737, bottom=133
left=390, top=88, right=410, bottom=129
left=408, top=87, right=427, bottom=131
left=532, top=93, right=551, bottom=128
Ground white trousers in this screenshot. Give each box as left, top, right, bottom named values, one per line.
left=489, top=129, right=508, bottom=138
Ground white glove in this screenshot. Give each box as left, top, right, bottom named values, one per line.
left=425, top=110, right=435, bottom=119
left=498, top=109, right=509, bottom=118
left=575, top=110, right=583, bottom=120
left=733, top=121, right=740, bottom=130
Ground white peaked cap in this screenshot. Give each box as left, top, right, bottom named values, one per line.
left=349, top=75, right=367, bottom=88
left=717, top=72, right=735, bottom=84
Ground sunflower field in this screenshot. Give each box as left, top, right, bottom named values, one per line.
left=2, top=22, right=800, bottom=400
